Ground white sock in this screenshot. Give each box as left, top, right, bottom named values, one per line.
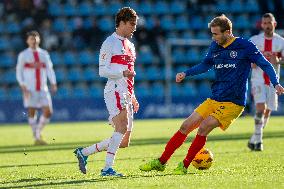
left=249, top=134, right=256, bottom=143
left=81, top=138, right=110, bottom=156
left=263, top=117, right=269, bottom=128
left=251, top=112, right=264, bottom=143
left=254, top=123, right=263, bottom=143
left=28, top=117, right=37, bottom=139
left=104, top=132, right=124, bottom=170
left=36, top=115, right=50, bottom=139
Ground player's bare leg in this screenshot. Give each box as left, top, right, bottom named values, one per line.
left=35, top=106, right=52, bottom=145
left=139, top=112, right=202, bottom=172
left=263, top=109, right=271, bottom=128
left=28, top=108, right=38, bottom=142
left=248, top=103, right=265, bottom=151
left=101, top=109, right=128, bottom=176
left=174, top=116, right=220, bottom=175
left=75, top=105, right=133, bottom=175
left=120, top=131, right=131, bottom=148
left=75, top=114, right=132, bottom=175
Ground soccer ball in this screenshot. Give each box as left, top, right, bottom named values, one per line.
left=192, top=148, right=214, bottom=170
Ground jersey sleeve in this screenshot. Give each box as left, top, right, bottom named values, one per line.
left=45, top=52, right=57, bottom=85
left=281, top=38, right=284, bottom=57
left=184, top=44, right=213, bottom=77
left=249, top=35, right=257, bottom=44
left=99, top=39, right=125, bottom=79
left=247, top=40, right=279, bottom=87
left=16, top=52, right=25, bottom=86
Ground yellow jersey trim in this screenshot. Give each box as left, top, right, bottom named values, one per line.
left=222, top=37, right=236, bottom=48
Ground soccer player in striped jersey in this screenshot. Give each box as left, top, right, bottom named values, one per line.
left=16, top=31, right=57, bottom=145
left=139, top=14, right=284, bottom=175
left=74, top=7, right=139, bottom=177
left=248, top=13, right=284, bottom=151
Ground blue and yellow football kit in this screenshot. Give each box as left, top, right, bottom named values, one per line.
left=184, top=37, right=279, bottom=130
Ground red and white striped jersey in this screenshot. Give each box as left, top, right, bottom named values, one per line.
left=250, top=32, right=284, bottom=85
left=99, top=32, right=136, bottom=96
left=16, top=47, right=56, bottom=92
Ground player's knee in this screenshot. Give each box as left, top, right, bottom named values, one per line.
left=255, top=112, right=264, bottom=125
left=43, top=109, right=52, bottom=118
left=197, top=125, right=207, bottom=136
left=180, top=121, right=189, bottom=134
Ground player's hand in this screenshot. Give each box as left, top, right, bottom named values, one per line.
left=263, top=52, right=279, bottom=65
left=132, top=96, right=139, bottom=113
left=269, top=54, right=280, bottom=65
left=50, top=84, right=57, bottom=94
left=20, top=85, right=30, bottom=99
left=123, top=70, right=136, bottom=78
left=176, top=72, right=186, bottom=83
left=275, top=84, right=284, bottom=95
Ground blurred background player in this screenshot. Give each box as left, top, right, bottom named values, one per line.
left=16, top=31, right=57, bottom=145
left=248, top=13, right=284, bottom=151
left=139, top=15, right=284, bottom=175
left=74, top=7, right=139, bottom=177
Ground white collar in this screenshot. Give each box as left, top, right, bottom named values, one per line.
left=28, top=47, right=40, bottom=52
left=113, top=32, right=126, bottom=40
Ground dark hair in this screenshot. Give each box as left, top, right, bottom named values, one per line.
left=26, top=30, right=40, bottom=39
left=208, top=14, right=232, bottom=32
left=115, top=7, right=138, bottom=28
left=262, top=13, right=276, bottom=22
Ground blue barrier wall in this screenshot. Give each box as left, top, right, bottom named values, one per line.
left=0, top=96, right=283, bottom=123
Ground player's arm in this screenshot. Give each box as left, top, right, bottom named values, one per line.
left=176, top=47, right=213, bottom=82
left=16, top=53, right=25, bottom=87
left=99, top=40, right=134, bottom=79
left=131, top=93, right=139, bottom=113
left=45, top=52, right=57, bottom=94
left=16, top=53, right=30, bottom=98
left=247, top=41, right=284, bottom=95
left=249, top=37, right=258, bottom=69
left=278, top=44, right=284, bottom=65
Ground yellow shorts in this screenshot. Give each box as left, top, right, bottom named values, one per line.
left=195, top=98, right=244, bottom=131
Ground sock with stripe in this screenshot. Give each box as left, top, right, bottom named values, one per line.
left=36, top=115, right=50, bottom=139
left=104, top=132, right=124, bottom=170
left=263, top=117, right=269, bottom=128
left=183, top=134, right=207, bottom=168
left=159, top=130, right=187, bottom=164
left=28, top=117, right=37, bottom=140
left=81, top=138, right=110, bottom=156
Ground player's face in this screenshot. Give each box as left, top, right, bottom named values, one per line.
left=261, top=17, right=276, bottom=36
left=121, top=19, right=137, bottom=38
left=26, top=35, right=40, bottom=49
left=211, top=26, right=228, bottom=46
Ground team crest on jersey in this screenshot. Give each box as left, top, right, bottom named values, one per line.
left=230, top=51, right=237, bottom=58
left=101, top=53, right=106, bottom=60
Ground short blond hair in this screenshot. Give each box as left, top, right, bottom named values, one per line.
left=208, top=14, right=232, bottom=32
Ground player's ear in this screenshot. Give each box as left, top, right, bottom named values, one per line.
left=224, top=30, right=231, bottom=36
left=274, top=21, right=277, bottom=28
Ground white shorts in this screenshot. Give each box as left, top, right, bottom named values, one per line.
left=104, top=90, right=134, bottom=131
left=23, top=91, right=52, bottom=109
left=251, top=83, right=278, bottom=111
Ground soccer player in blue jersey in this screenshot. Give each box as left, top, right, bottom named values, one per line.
left=139, top=14, right=284, bottom=175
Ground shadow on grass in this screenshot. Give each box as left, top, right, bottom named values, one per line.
left=0, top=130, right=283, bottom=169
left=1, top=130, right=284, bottom=155
left=0, top=173, right=184, bottom=188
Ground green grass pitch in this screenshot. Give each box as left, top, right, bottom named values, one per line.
left=0, top=116, right=284, bottom=189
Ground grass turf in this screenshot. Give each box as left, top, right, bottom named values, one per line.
left=0, top=116, right=283, bottom=189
